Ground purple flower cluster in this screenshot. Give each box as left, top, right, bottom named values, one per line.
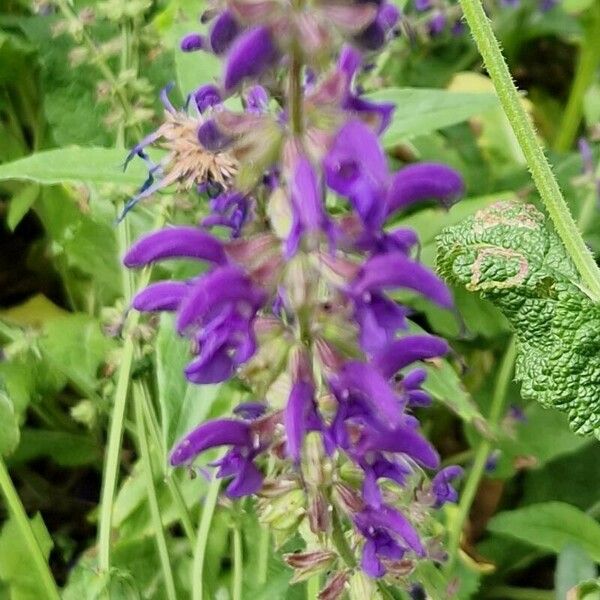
left=124, top=0, right=464, bottom=586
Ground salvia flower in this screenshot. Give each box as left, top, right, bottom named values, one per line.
left=124, top=0, right=465, bottom=588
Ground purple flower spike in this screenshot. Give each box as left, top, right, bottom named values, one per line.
left=132, top=281, right=190, bottom=312
left=194, top=84, right=222, bottom=113
left=223, top=26, right=279, bottom=91
left=210, top=10, right=241, bottom=55
left=386, top=163, right=464, bottom=217
left=372, top=335, right=448, bottom=378
left=352, top=252, right=453, bottom=308
left=181, top=33, right=205, bottom=52
left=123, top=227, right=227, bottom=267
left=430, top=465, right=463, bottom=507
left=170, top=418, right=251, bottom=466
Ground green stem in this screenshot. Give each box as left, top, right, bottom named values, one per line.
left=289, top=48, right=304, bottom=136
left=192, top=475, right=221, bottom=600
left=257, top=527, right=270, bottom=586
left=446, top=339, right=516, bottom=570
left=485, top=586, right=554, bottom=600
left=140, top=384, right=196, bottom=545
left=232, top=522, right=243, bottom=600
left=554, top=2, right=600, bottom=152
left=458, top=0, right=600, bottom=302
left=133, top=383, right=177, bottom=600
left=330, top=508, right=356, bottom=568
left=0, top=458, right=61, bottom=600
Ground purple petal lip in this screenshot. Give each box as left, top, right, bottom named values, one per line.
left=132, top=281, right=190, bottom=312
left=357, top=425, right=440, bottom=469
left=209, top=10, right=240, bottom=55
left=285, top=381, right=314, bottom=462
left=373, top=335, right=449, bottom=379
left=169, top=419, right=251, bottom=466
left=194, top=84, right=222, bottom=113
left=351, top=252, right=453, bottom=308
left=181, top=33, right=205, bottom=52
left=223, top=26, right=278, bottom=91
left=386, top=163, right=464, bottom=217
left=123, top=227, right=227, bottom=267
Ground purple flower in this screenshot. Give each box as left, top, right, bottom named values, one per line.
left=223, top=26, right=279, bottom=90
left=428, top=12, right=446, bottom=36
left=202, top=190, right=249, bottom=238
left=286, top=156, right=333, bottom=256
left=372, top=335, right=448, bottom=377
left=170, top=418, right=264, bottom=497
left=351, top=252, right=453, bottom=309
left=285, top=381, right=317, bottom=462
left=430, top=465, right=463, bottom=507
left=181, top=33, right=205, bottom=52
left=194, top=84, right=222, bottom=113
left=132, top=281, right=190, bottom=312
left=209, top=10, right=241, bottom=55
left=354, top=504, right=425, bottom=576
left=245, top=85, right=269, bottom=113
left=197, top=119, right=232, bottom=152
left=361, top=453, right=411, bottom=508
left=123, top=227, right=227, bottom=267
left=414, top=0, right=431, bottom=11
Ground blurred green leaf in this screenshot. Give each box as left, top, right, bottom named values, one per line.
left=0, top=513, right=53, bottom=600
left=366, top=88, right=499, bottom=146
left=39, top=314, right=115, bottom=393
left=7, top=184, right=39, bottom=232
left=10, top=429, right=99, bottom=467
left=555, top=545, right=597, bottom=600
left=0, top=148, right=146, bottom=186
left=0, top=389, right=20, bottom=457
left=155, top=314, right=223, bottom=449
left=488, top=502, right=600, bottom=561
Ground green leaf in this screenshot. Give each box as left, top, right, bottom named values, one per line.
left=39, top=314, right=115, bottom=393
left=10, top=429, right=99, bottom=467
left=0, top=513, right=53, bottom=600
left=155, top=314, right=223, bottom=449
left=365, top=88, right=499, bottom=146
left=487, top=502, right=600, bottom=562
left=0, top=148, right=147, bottom=186
left=7, top=184, right=39, bottom=231
left=555, top=545, right=597, bottom=600
left=0, top=390, right=20, bottom=457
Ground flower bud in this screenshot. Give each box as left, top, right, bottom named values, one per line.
left=258, top=488, right=305, bottom=531
left=307, top=488, right=331, bottom=534
left=318, top=570, right=350, bottom=600
left=332, top=482, right=365, bottom=516
left=284, top=550, right=336, bottom=583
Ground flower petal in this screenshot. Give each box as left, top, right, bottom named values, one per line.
left=132, top=281, right=190, bottom=312
left=124, top=227, right=227, bottom=267
left=373, top=335, right=449, bottom=378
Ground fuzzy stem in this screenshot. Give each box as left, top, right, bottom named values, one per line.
left=458, top=0, right=600, bottom=301
left=330, top=508, right=356, bottom=568
left=307, top=575, right=320, bottom=599
left=0, top=458, right=61, bottom=600
left=289, top=47, right=304, bottom=135
left=446, top=338, right=516, bottom=570
left=554, top=2, right=600, bottom=152
left=133, top=383, right=177, bottom=600
left=192, top=475, right=221, bottom=600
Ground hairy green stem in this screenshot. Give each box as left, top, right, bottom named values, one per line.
left=330, top=508, right=356, bottom=568
left=232, top=522, right=243, bottom=600
left=0, top=457, right=61, bottom=600
left=307, top=575, right=320, bottom=599
left=132, top=383, right=177, bottom=600
left=446, top=339, right=516, bottom=570
left=192, top=475, right=221, bottom=600
left=458, top=0, right=600, bottom=301
left=554, top=2, right=600, bottom=152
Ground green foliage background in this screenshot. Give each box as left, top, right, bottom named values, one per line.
left=0, top=0, right=599, bottom=598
